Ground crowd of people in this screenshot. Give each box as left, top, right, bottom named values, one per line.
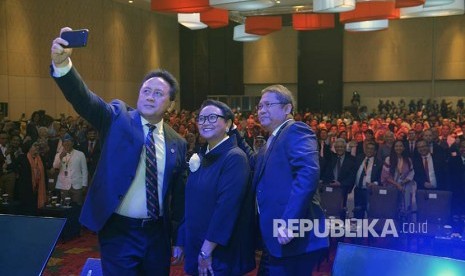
left=2, top=27, right=464, bottom=275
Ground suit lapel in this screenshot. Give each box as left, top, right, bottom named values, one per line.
left=162, top=124, right=177, bottom=200
left=254, top=120, right=294, bottom=184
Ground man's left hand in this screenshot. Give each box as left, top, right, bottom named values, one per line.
left=277, top=227, right=294, bottom=245
left=172, top=246, right=184, bottom=265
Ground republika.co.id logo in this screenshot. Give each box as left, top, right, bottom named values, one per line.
left=273, top=218, right=428, bottom=238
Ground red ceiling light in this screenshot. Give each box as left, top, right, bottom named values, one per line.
left=395, top=0, right=425, bottom=8
left=340, top=1, right=400, bottom=24
left=200, top=8, right=229, bottom=28
left=292, top=13, right=335, bottom=31
left=151, top=0, right=211, bottom=13
left=245, top=16, right=282, bottom=35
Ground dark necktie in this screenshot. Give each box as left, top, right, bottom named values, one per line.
left=89, top=141, right=94, bottom=153
left=423, top=156, right=430, bottom=182
left=358, top=158, right=370, bottom=188
left=335, top=156, right=341, bottom=180
left=410, top=142, right=414, bottom=153
left=146, top=124, right=160, bottom=219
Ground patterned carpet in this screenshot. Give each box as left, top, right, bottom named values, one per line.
left=43, top=229, right=332, bottom=276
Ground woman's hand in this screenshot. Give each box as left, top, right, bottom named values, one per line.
left=198, top=253, right=214, bottom=276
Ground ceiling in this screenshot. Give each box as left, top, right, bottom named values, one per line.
left=110, top=0, right=312, bottom=25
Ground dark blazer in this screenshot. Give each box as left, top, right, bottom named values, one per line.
left=322, top=153, right=357, bottom=206
left=354, top=155, right=383, bottom=186
left=179, top=136, right=255, bottom=275
left=53, top=68, right=187, bottom=242
left=448, top=156, right=465, bottom=215
left=403, top=140, right=418, bottom=158
left=79, top=139, right=101, bottom=177
left=413, top=154, right=448, bottom=190
left=15, top=154, right=47, bottom=215
left=318, top=140, right=332, bottom=177
left=251, top=120, right=328, bottom=257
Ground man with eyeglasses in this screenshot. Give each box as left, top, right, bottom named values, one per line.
left=51, top=27, right=186, bottom=275
left=235, top=85, right=328, bottom=275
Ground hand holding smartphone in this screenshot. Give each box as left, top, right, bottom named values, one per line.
left=60, top=29, right=89, bottom=48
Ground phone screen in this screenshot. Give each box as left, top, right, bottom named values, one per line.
left=61, top=29, right=89, bottom=48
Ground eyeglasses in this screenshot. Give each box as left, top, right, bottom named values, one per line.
left=256, top=102, right=286, bottom=110
left=197, top=114, right=225, bottom=125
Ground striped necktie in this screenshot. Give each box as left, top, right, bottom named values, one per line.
left=146, top=124, right=160, bottom=219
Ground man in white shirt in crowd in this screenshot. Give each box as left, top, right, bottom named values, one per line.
left=53, top=133, right=88, bottom=205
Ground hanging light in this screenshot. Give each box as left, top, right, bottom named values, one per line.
left=200, top=8, right=229, bottom=28
left=178, top=13, right=208, bottom=30
left=424, top=0, right=454, bottom=7
left=339, top=1, right=400, bottom=24
left=400, top=0, right=465, bottom=17
left=292, top=13, right=335, bottom=30
left=395, top=0, right=426, bottom=8
left=151, top=0, right=211, bottom=13
left=345, top=19, right=389, bottom=32
left=313, top=0, right=356, bottom=13
left=209, top=0, right=275, bottom=11
left=245, top=16, right=282, bottom=35
left=233, top=24, right=261, bottom=41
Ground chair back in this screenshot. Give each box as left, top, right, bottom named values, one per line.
left=367, top=185, right=399, bottom=219
left=320, top=185, right=345, bottom=218
left=416, top=189, right=452, bottom=224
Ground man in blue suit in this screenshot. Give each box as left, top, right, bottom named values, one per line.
left=51, top=27, right=186, bottom=275
left=254, top=85, right=328, bottom=275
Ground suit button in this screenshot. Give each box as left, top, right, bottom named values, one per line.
left=118, top=195, right=123, bottom=200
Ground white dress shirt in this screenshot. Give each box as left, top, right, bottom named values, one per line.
left=116, top=117, right=166, bottom=218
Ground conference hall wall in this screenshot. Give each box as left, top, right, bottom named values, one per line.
left=243, top=15, right=465, bottom=113
left=0, top=0, right=179, bottom=120
left=343, top=15, right=465, bottom=113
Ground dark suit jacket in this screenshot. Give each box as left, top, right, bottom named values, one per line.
left=15, top=154, right=47, bottom=215
left=448, top=156, right=465, bottom=215
left=79, top=139, right=101, bottom=177
left=252, top=120, right=328, bottom=257
left=413, top=154, right=448, bottom=190
left=403, top=140, right=418, bottom=158
left=53, top=68, right=187, bottom=243
left=354, top=155, right=383, bottom=186
left=322, top=153, right=357, bottom=206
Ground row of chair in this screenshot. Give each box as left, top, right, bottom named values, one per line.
left=319, top=185, right=452, bottom=236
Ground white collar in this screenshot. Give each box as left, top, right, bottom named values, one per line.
left=141, top=117, right=164, bottom=135
left=206, top=136, right=229, bottom=154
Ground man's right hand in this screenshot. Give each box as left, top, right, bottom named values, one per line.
left=51, top=27, right=73, bottom=67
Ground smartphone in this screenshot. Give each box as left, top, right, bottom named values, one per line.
left=60, top=29, right=89, bottom=48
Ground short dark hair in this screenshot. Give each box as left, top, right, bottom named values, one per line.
left=141, top=69, right=179, bottom=101
left=200, top=99, right=234, bottom=123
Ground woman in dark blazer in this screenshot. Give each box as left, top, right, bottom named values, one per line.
left=15, top=141, right=47, bottom=215
left=178, top=100, right=255, bottom=276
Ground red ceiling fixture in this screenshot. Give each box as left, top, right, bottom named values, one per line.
left=200, top=8, right=229, bottom=28
left=292, top=13, right=335, bottom=31
left=151, top=0, right=211, bottom=13
left=245, top=16, right=282, bottom=35
left=395, top=0, right=425, bottom=8
left=340, top=1, right=400, bottom=24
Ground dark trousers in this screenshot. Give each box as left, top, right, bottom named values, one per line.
left=98, top=214, right=170, bottom=276
left=260, top=248, right=325, bottom=276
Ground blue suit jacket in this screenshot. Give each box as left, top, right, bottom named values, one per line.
left=53, top=68, right=187, bottom=241
left=236, top=120, right=329, bottom=257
